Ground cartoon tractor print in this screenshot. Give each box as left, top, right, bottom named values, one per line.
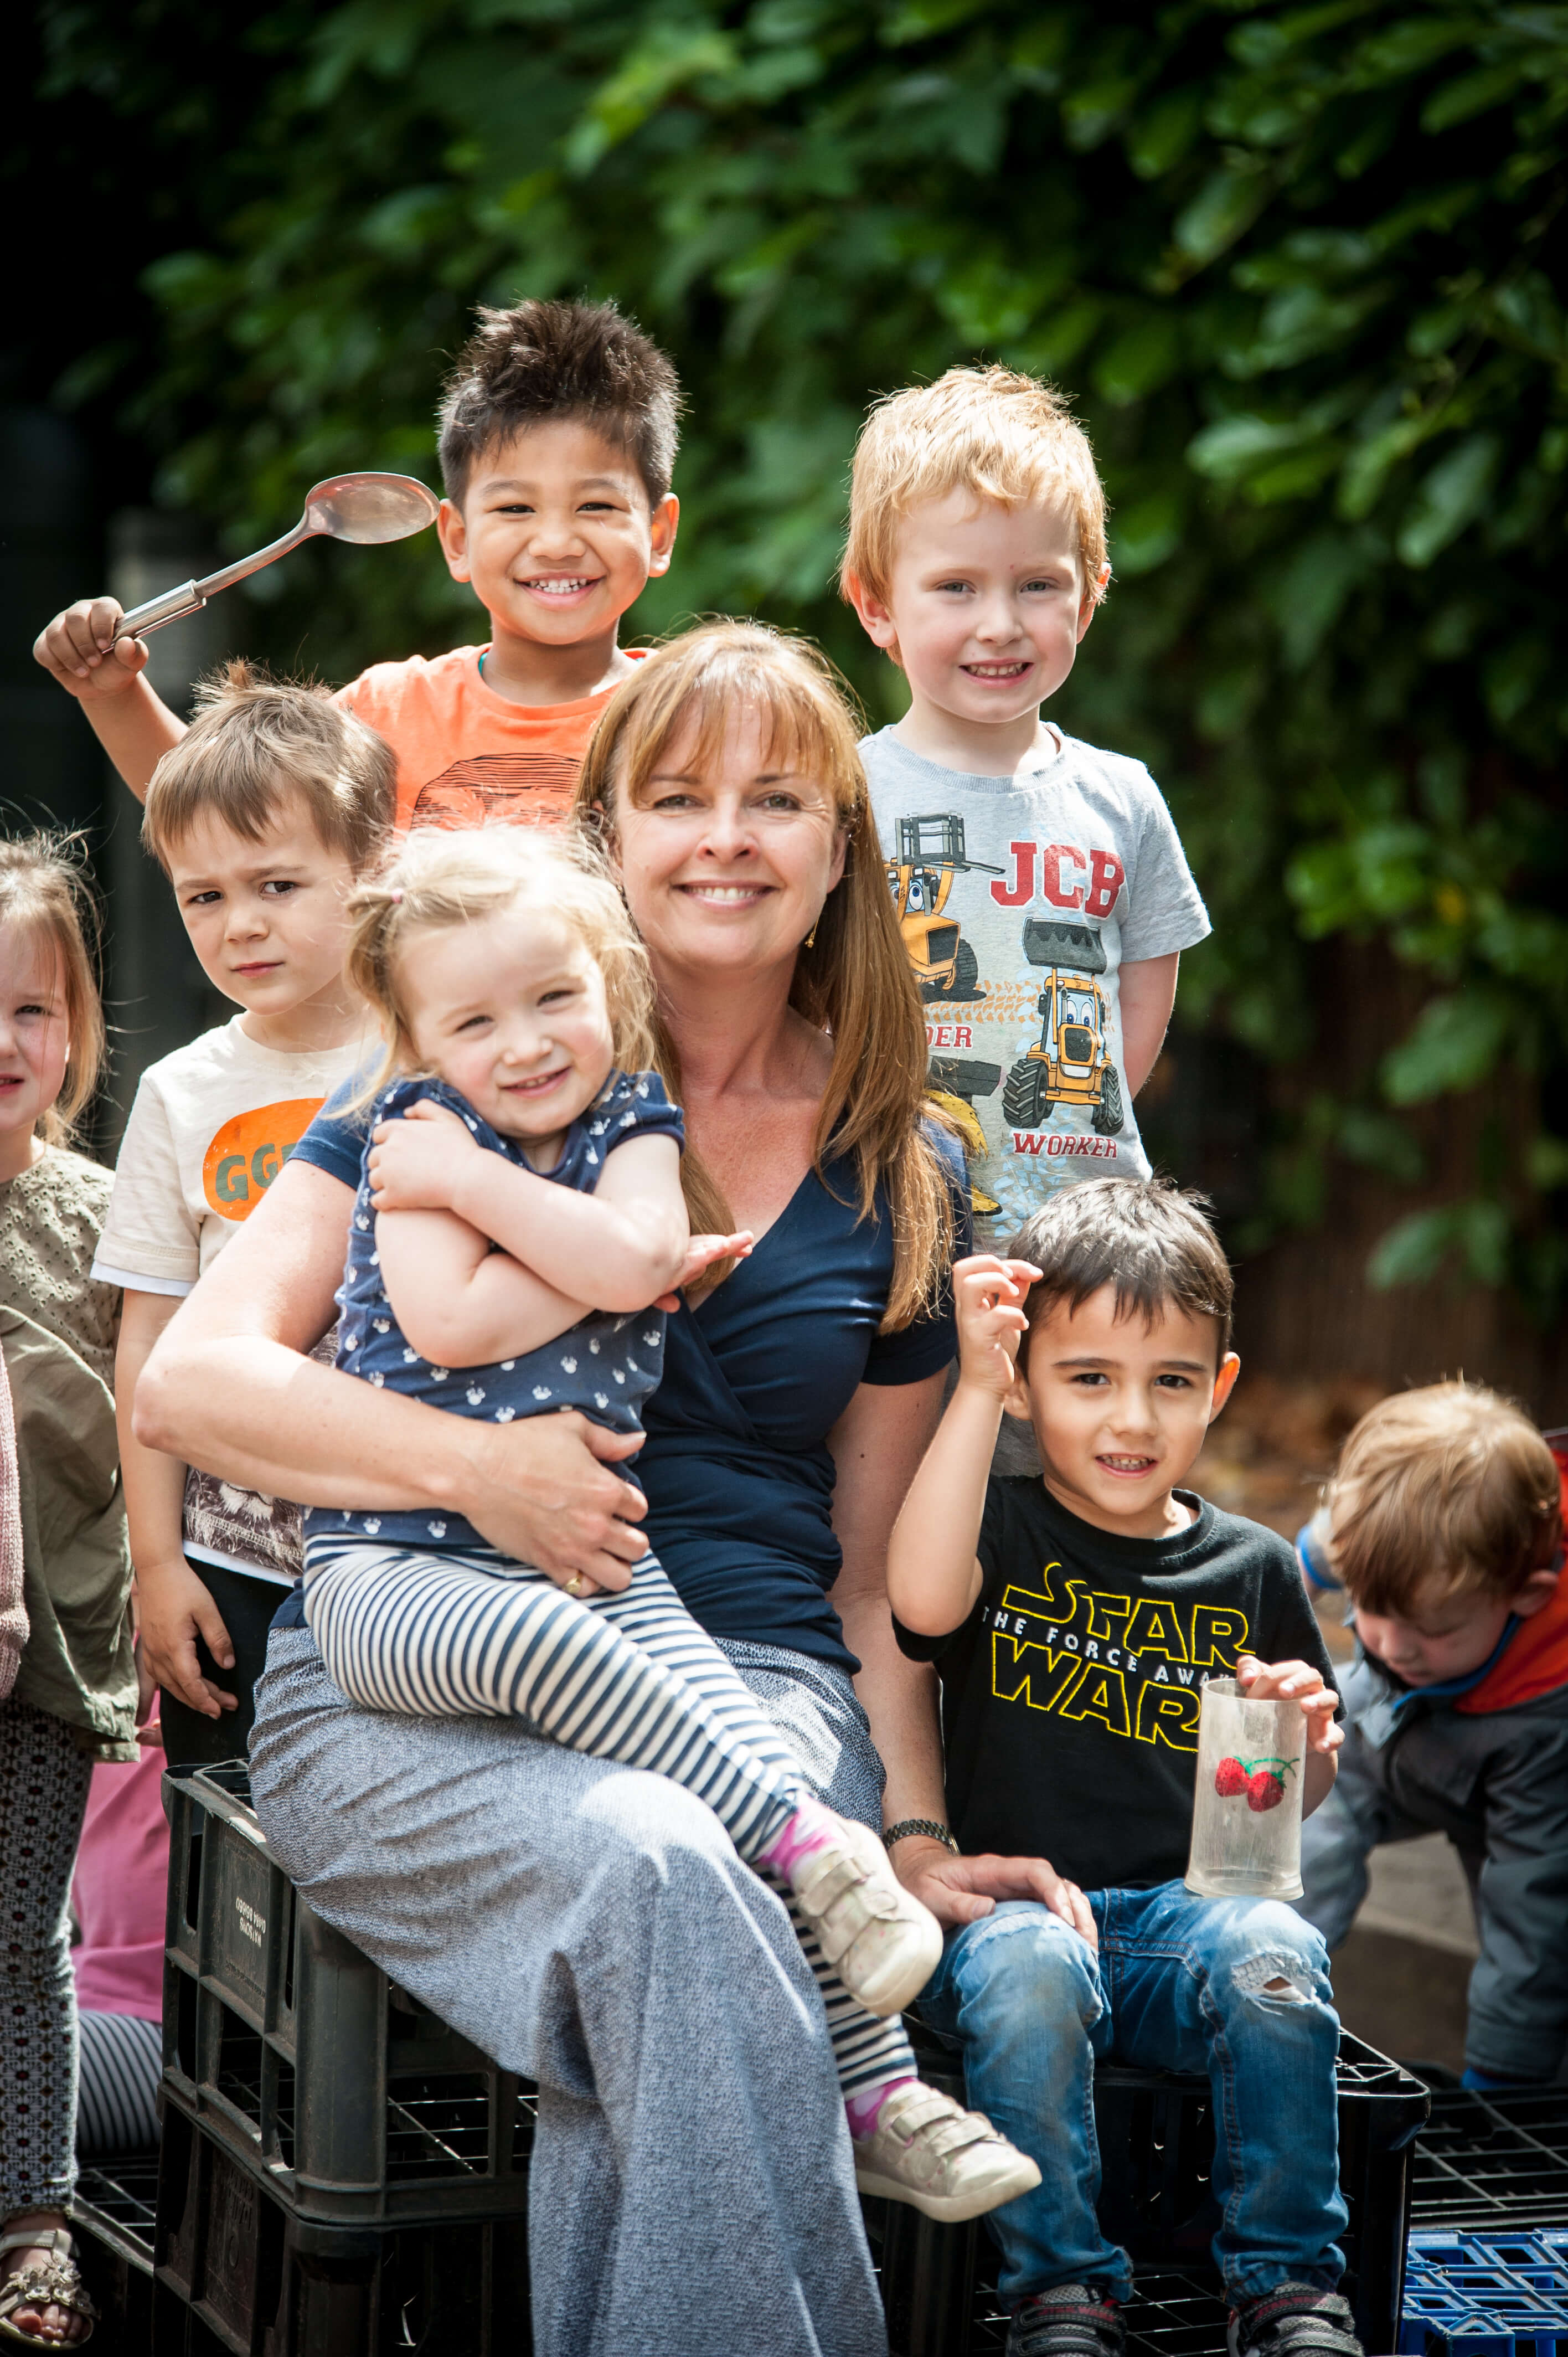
left=927, top=1056, right=1003, bottom=1217
left=1000, top=919, right=1125, bottom=1136
left=887, top=814, right=1000, bottom=1002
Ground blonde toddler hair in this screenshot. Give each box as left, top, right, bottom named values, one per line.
left=1325, top=1381, right=1562, bottom=1618
left=345, top=824, right=657, bottom=1108
left=575, top=620, right=955, bottom=1331
left=143, top=660, right=395, bottom=877
left=0, top=831, right=107, bottom=1146
left=840, top=364, right=1109, bottom=609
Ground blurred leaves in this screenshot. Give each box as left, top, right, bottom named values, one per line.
left=27, top=0, right=1568, bottom=1309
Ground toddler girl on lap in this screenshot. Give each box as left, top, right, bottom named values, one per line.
left=301, top=818, right=1035, bottom=2214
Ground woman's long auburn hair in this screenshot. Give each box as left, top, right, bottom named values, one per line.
left=574, top=622, right=954, bottom=1331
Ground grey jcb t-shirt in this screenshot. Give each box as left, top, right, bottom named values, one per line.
left=862, top=727, right=1210, bottom=1237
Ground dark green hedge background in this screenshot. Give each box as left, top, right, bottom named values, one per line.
left=19, top=0, right=1568, bottom=1339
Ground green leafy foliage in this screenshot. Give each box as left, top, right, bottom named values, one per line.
left=33, top=0, right=1568, bottom=1309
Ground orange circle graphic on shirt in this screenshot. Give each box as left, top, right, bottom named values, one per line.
left=202, top=1098, right=327, bottom=1222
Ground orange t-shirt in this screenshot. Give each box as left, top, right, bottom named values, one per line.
left=335, top=645, right=648, bottom=833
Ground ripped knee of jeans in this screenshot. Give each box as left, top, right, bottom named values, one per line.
left=1232, top=1948, right=1316, bottom=2008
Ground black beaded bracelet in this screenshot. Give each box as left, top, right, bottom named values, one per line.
left=883, top=1818, right=959, bottom=1854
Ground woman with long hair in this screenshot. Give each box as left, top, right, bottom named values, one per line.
left=138, top=626, right=1084, bottom=2357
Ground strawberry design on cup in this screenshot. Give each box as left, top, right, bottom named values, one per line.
left=1213, top=1754, right=1297, bottom=1812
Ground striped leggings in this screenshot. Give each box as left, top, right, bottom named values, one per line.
left=304, top=1542, right=915, bottom=2099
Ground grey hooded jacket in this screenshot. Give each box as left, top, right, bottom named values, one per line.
left=1299, top=1640, right=1568, bottom=2081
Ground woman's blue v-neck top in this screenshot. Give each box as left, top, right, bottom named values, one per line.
left=290, top=1090, right=967, bottom=1675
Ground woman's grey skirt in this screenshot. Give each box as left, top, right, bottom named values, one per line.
left=247, top=1622, right=888, bottom=2357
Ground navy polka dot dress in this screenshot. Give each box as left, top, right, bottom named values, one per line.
left=302, top=1069, right=683, bottom=1555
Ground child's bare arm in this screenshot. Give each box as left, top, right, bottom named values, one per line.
left=117, top=1290, right=239, bottom=1719
left=369, top=1103, right=698, bottom=1313
left=888, top=1256, right=1040, bottom=1638
left=1120, top=952, right=1180, bottom=1097
left=1236, top=1654, right=1343, bottom=1815
left=32, top=599, right=187, bottom=800
left=375, top=1206, right=589, bottom=1369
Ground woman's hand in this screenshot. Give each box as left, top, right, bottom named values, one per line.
left=463, top=1412, right=651, bottom=1596
left=368, top=1100, right=482, bottom=1213
left=893, top=1836, right=1098, bottom=1947
left=951, top=1255, right=1041, bottom=1398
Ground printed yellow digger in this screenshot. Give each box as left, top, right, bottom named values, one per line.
left=886, top=814, right=999, bottom=1001
left=1000, top=919, right=1125, bottom=1136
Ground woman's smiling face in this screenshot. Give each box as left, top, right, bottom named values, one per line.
left=610, top=703, right=847, bottom=981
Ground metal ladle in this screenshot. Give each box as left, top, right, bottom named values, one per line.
left=112, top=472, right=441, bottom=641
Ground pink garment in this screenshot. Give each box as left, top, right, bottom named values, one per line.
left=0, top=1335, right=27, bottom=1700
left=71, top=1736, right=168, bottom=2021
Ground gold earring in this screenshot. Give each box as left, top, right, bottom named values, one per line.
left=803, top=920, right=818, bottom=950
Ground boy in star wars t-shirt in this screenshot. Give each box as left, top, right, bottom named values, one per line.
left=886, top=1179, right=1358, bottom=2357
left=93, top=670, right=391, bottom=1757
left=842, top=366, right=1209, bottom=1233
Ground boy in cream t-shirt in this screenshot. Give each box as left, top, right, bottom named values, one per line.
left=93, top=665, right=393, bottom=1760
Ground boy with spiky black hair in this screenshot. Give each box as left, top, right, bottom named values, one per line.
left=35, top=299, right=681, bottom=831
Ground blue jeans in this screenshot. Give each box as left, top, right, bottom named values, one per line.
left=918, top=1882, right=1347, bottom=2306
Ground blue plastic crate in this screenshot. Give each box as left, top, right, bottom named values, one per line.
left=1398, top=2230, right=1568, bottom=2355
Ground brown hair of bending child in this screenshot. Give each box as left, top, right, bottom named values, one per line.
left=0, top=831, right=106, bottom=1145
left=141, top=660, right=395, bottom=877
left=344, top=821, right=659, bottom=1114
left=437, top=297, right=683, bottom=510
left=1004, top=1176, right=1235, bottom=1371
left=1323, top=1382, right=1562, bottom=1618
left=574, top=619, right=955, bottom=1333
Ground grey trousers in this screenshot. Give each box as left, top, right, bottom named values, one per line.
left=248, top=1625, right=888, bottom=2357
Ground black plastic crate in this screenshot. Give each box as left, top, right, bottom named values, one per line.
left=871, top=2027, right=1428, bottom=2357
left=164, top=1763, right=536, bottom=2226
left=1411, top=2088, right=1568, bottom=2231
left=154, top=2103, right=532, bottom=2357
left=71, top=2154, right=158, bottom=2353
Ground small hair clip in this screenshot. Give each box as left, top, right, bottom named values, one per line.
left=388, top=887, right=404, bottom=903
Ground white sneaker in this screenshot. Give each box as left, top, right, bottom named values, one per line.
left=786, top=1818, right=943, bottom=2018
left=853, top=2081, right=1043, bottom=2221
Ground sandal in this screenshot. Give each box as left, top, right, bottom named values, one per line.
left=0, top=2229, right=97, bottom=2347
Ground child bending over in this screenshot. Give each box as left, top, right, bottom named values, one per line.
left=888, top=1178, right=1361, bottom=2357
left=1297, top=1383, right=1566, bottom=2090
left=300, top=820, right=1038, bottom=2221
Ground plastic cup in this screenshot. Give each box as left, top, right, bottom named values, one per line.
left=1184, top=1675, right=1307, bottom=1901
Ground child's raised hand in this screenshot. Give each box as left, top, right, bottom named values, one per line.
left=652, top=1231, right=754, bottom=1310
left=952, top=1254, right=1041, bottom=1399
left=33, top=596, right=151, bottom=701
left=368, top=1099, right=481, bottom=1212
left=1236, top=1655, right=1344, bottom=1756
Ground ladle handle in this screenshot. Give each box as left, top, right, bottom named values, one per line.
left=113, top=582, right=207, bottom=642
left=111, top=517, right=313, bottom=642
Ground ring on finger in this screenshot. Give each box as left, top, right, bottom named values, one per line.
left=565, top=1573, right=584, bottom=1597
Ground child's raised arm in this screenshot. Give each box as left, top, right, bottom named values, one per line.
left=888, top=1256, right=1040, bottom=1638
left=32, top=597, right=188, bottom=800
